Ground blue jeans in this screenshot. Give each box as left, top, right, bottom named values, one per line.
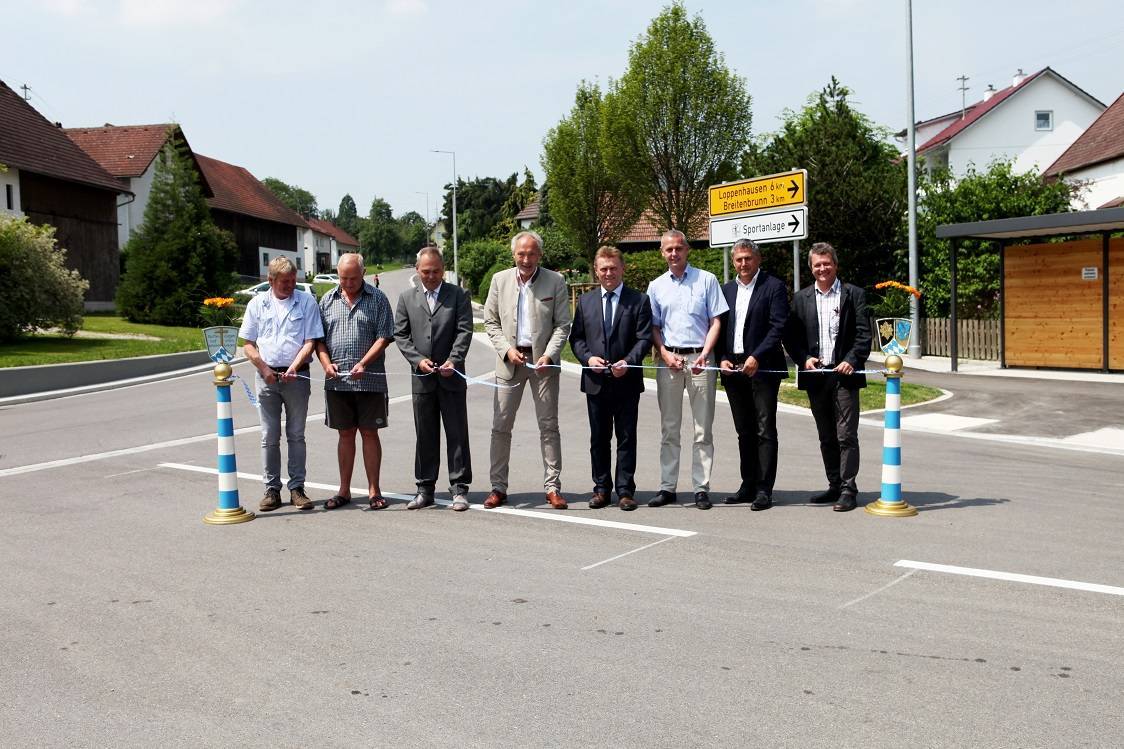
left=256, top=374, right=311, bottom=491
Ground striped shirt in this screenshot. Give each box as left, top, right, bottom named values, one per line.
left=318, top=282, right=394, bottom=392
left=814, top=278, right=841, bottom=366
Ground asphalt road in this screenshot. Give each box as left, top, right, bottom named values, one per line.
left=1, top=268, right=1121, bottom=748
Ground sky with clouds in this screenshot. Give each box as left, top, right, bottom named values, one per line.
left=3, top=0, right=1120, bottom=221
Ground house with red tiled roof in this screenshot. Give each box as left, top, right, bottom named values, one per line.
left=508, top=196, right=706, bottom=250
left=1044, top=92, right=1124, bottom=210
left=194, top=153, right=309, bottom=278
left=65, top=123, right=211, bottom=250
left=0, top=80, right=128, bottom=307
left=305, top=217, right=359, bottom=272
left=901, top=68, right=1104, bottom=178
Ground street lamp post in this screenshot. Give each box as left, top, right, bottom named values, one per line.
left=431, top=149, right=458, bottom=285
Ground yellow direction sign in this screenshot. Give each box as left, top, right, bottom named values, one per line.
left=709, top=169, right=807, bottom=217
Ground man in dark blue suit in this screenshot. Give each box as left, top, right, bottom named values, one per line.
left=569, top=246, right=653, bottom=511
left=717, top=239, right=790, bottom=511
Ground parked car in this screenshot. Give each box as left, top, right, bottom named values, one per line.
left=235, top=281, right=315, bottom=297
left=312, top=273, right=339, bottom=284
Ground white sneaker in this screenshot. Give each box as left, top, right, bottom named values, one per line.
left=450, top=493, right=469, bottom=512
left=407, top=493, right=434, bottom=510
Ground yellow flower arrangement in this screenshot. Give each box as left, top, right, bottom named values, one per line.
left=872, top=280, right=921, bottom=318
left=199, top=296, right=238, bottom=327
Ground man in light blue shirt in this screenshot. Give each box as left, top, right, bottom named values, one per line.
left=239, top=256, right=324, bottom=512
left=647, top=230, right=728, bottom=510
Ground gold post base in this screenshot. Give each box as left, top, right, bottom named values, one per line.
left=864, top=499, right=918, bottom=517
left=203, top=506, right=255, bottom=525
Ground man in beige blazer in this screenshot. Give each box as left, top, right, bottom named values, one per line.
left=483, top=230, right=572, bottom=509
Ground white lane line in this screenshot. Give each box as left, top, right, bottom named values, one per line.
left=581, top=536, right=677, bottom=571
left=895, top=560, right=1124, bottom=597
left=158, top=463, right=697, bottom=538
left=103, top=468, right=154, bottom=479
left=0, top=392, right=419, bottom=479
left=839, top=568, right=918, bottom=609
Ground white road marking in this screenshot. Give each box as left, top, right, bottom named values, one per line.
left=839, top=568, right=918, bottom=609
left=895, top=560, right=1124, bottom=597
left=103, top=468, right=155, bottom=479
left=1062, top=427, right=1124, bottom=450
left=898, top=413, right=997, bottom=431
left=158, top=462, right=697, bottom=538
left=0, top=390, right=423, bottom=479
left=581, top=536, right=677, bottom=570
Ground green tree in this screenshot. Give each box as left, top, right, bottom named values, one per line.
left=542, top=81, right=645, bottom=262
left=337, top=193, right=360, bottom=237
left=397, top=210, right=430, bottom=260
left=116, top=139, right=237, bottom=325
left=603, top=2, right=751, bottom=237
left=358, top=196, right=401, bottom=264
left=0, top=215, right=89, bottom=341
left=744, top=77, right=908, bottom=291
left=262, top=177, right=318, bottom=218
left=438, top=172, right=525, bottom=246
left=916, top=161, right=1075, bottom=318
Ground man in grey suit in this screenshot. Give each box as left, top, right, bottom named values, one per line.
left=483, top=230, right=572, bottom=510
left=394, top=246, right=474, bottom=512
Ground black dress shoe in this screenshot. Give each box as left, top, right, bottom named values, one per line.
left=723, top=494, right=752, bottom=504
left=589, top=491, right=611, bottom=509
left=750, top=492, right=772, bottom=511
left=833, top=494, right=857, bottom=512
left=808, top=487, right=841, bottom=504
left=648, top=490, right=677, bottom=508
left=694, top=491, right=712, bottom=510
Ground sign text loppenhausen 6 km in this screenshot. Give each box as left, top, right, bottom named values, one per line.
left=708, top=168, right=807, bottom=218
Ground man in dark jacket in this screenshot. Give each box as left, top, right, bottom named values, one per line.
left=569, top=246, right=652, bottom=511
left=785, top=242, right=872, bottom=512
left=717, top=239, right=790, bottom=511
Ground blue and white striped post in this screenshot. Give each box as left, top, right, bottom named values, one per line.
left=865, top=355, right=917, bottom=517
left=203, top=362, right=254, bottom=525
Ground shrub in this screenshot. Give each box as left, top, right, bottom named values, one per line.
left=537, top=225, right=587, bottom=275
left=621, top=247, right=727, bottom=293
left=0, top=216, right=89, bottom=341
left=477, top=260, right=510, bottom=301
left=458, top=239, right=507, bottom=295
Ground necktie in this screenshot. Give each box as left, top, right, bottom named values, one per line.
left=603, top=291, right=614, bottom=343
left=427, top=290, right=436, bottom=313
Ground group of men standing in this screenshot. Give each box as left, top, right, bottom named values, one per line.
left=237, top=228, right=871, bottom=516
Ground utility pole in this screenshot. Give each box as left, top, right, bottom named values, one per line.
left=906, top=0, right=922, bottom=358
left=957, top=74, right=970, bottom=119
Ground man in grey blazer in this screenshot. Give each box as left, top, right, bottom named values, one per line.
left=483, top=230, right=572, bottom=509
left=394, top=246, right=474, bottom=512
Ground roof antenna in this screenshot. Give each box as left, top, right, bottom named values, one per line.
left=957, top=75, right=970, bottom=119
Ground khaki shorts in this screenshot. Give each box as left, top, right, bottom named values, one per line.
left=324, top=390, right=389, bottom=431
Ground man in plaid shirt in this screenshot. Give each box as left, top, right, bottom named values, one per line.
left=315, top=253, right=395, bottom=511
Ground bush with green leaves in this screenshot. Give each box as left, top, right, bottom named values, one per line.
left=620, top=246, right=728, bottom=293
left=116, top=136, right=237, bottom=326
left=538, top=225, right=587, bottom=275
left=457, top=239, right=507, bottom=295
left=0, top=215, right=89, bottom=341
left=477, top=260, right=510, bottom=301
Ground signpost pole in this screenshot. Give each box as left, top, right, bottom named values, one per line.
left=722, top=246, right=730, bottom=284
left=792, top=239, right=800, bottom=294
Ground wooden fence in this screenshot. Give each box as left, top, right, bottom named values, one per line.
left=921, top=318, right=999, bottom=360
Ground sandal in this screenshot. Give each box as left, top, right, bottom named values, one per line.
left=366, top=496, right=388, bottom=511
left=324, top=495, right=351, bottom=510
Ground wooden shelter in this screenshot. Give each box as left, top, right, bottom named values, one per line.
left=936, top=207, right=1124, bottom=371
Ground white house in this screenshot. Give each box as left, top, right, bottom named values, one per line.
left=903, top=68, right=1105, bottom=178
left=1044, top=92, right=1124, bottom=210
left=305, top=217, right=360, bottom=273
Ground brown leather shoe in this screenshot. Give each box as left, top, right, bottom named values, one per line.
left=545, top=491, right=568, bottom=510
left=289, top=487, right=314, bottom=511
left=259, top=489, right=282, bottom=512
left=618, top=496, right=638, bottom=512
left=484, top=490, right=507, bottom=509
left=588, top=491, right=611, bottom=509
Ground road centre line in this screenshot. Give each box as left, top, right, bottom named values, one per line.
left=581, top=536, right=677, bottom=570
left=839, top=568, right=918, bottom=609
left=0, top=392, right=417, bottom=479
left=895, top=560, right=1124, bottom=597
left=158, top=462, right=697, bottom=538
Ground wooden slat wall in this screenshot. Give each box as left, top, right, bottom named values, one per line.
left=1004, top=239, right=1104, bottom=369
left=1109, top=238, right=1124, bottom=370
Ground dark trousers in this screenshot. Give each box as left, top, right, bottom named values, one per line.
left=722, top=373, right=781, bottom=497
left=413, top=387, right=472, bottom=496
left=806, top=380, right=861, bottom=495
left=586, top=387, right=641, bottom=498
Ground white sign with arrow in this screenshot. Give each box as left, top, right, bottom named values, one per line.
left=709, top=206, right=808, bottom=247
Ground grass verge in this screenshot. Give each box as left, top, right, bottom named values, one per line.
left=0, top=317, right=205, bottom=367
